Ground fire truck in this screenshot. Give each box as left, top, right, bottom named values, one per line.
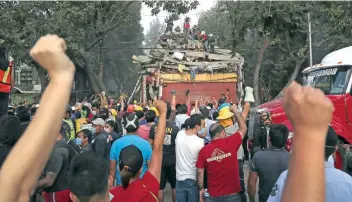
left=248, top=46, right=352, bottom=169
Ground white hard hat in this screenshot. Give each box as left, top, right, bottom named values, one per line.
left=209, top=34, right=213, bottom=37
left=201, top=31, right=205, bottom=35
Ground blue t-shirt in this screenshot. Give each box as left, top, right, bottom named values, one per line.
left=109, top=135, right=152, bottom=185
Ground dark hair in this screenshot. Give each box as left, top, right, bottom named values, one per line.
left=201, top=109, right=210, bottom=119
left=269, top=124, right=289, bottom=148
left=143, top=107, right=148, bottom=113
left=166, top=103, right=172, bottom=119
left=325, top=126, right=338, bottom=160
left=135, top=111, right=144, bottom=120
left=16, top=106, right=31, bottom=122
left=92, top=102, right=100, bottom=109
left=81, top=105, right=91, bottom=115
left=207, top=103, right=213, bottom=109
left=0, top=115, right=22, bottom=146
left=181, top=118, right=190, bottom=130
left=145, top=110, right=156, bottom=123
left=218, top=98, right=226, bottom=106
left=212, top=111, right=219, bottom=120
left=209, top=123, right=224, bottom=139
left=30, top=107, right=37, bottom=116
left=178, top=104, right=188, bottom=114
left=68, top=152, right=109, bottom=202
left=105, top=120, right=115, bottom=130
left=80, top=129, right=93, bottom=144
left=119, top=145, right=143, bottom=189
left=188, top=114, right=203, bottom=129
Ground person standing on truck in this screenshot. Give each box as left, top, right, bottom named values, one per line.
left=217, top=102, right=250, bottom=202
left=0, top=49, right=14, bottom=118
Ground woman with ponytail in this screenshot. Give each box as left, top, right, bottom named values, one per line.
left=110, top=100, right=167, bottom=201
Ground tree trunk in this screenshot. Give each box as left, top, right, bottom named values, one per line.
left=288, top=58, right=305, bottom=83
left=253, top=39, right=270, bottom=106
left=85, top=67, right=101, bottom=94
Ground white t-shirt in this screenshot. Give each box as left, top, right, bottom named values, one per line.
left=175, top=130, right=204, bottom=181
left=175, top=114, right=190, bottom=129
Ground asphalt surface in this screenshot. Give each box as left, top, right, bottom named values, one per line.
left=162, top=161, right=259, bottom=202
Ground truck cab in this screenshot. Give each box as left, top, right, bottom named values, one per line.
left=248, top=46, right=352, bottom=168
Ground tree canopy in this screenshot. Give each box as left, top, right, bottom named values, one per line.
left=199, top=1, right=352, bottom=105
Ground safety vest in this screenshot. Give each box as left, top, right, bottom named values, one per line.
left=0, top=61, right=12, bottom=93
left=63, top=118, right=75, bottom=141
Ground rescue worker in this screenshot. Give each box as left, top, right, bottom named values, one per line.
left=63, top=106, right=76, bottom=141
left=198, top=31, right=208, bottom=52
left=0, top=50, right=14, bottom=118
left=251, top=109, right=273, bottom=158
left=208, top=34, right=216, bottom=53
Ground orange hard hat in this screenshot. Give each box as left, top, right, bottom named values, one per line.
left=127, top=104, right=135, bottom=113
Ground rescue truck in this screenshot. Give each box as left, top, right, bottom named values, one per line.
left=248, top=46, right=352, bottom=169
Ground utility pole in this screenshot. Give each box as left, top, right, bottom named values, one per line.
left=308, top=12, right=313, bottom=67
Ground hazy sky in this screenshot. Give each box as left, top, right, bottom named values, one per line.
left=140, top=0, right=217, bottom=35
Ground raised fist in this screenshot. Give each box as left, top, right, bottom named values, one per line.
left=30, top=35, right=75, bottom=80
left=154, top=100, right=167, bottom=114
left=283, top=82, right=334, bottom=131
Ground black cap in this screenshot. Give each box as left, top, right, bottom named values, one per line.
left=99, top=108, right=109, bottom=120
left=326, top=126, right=338, bottom=148
left=124, top=114, right=139, bottom=132
left=119, top=145, right=143, bottom=174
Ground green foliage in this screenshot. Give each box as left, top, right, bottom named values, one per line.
left=199, top=1, right=352, bottom=103
left=144, top=18, right=166, bottom=51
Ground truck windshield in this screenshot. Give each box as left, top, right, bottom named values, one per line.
left=302, top=66, right=350, bottom=95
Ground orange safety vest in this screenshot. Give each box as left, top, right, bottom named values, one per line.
left=0, top=61, right=12, bottom=93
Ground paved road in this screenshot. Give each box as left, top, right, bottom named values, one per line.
left=162, top=161, right=259, bottom=202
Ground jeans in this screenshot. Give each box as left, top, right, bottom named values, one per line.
left=238, top=159, right=247, bottom=202
left=205, top=193, right=242, bottom=202
left=176, top=179, right=199, bottom=202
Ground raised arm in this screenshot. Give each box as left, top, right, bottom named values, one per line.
left=0, top=35, right=75, bottom=202
left=148, top=100, right=167, bottom=182
left=230, top=104, right=247, bottom=137
left=281, top=82, right=332, bottom=202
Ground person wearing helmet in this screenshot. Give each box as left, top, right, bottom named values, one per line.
left=63, top=106, right=76, bottom=141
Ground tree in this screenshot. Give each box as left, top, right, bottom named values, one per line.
left=144, top=18, right=166, bottom=52
left=0, top=1, right=142, bottom=94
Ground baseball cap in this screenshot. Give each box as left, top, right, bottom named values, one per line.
left=92, top=118, right=105, bottom=127
left=124, top=114, right=139, bottom=132
left=99, top=108, right=109, bottom=119
left=119, top=145, right=143, bottom=174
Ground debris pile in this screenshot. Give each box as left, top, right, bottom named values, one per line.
left=131, top=20, right=245, bottom=103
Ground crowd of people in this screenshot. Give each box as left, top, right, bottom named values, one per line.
left=1, top=35, right=352, bottom=202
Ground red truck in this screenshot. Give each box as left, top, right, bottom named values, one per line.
left=248, top=46, right=352, bottom=169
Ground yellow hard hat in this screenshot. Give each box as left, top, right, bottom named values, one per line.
left=150, top=107, right=159, bottom=116
left=109, top=109, right=118, bottom=117
left=134, top=106, right=143, bottom=111
left=217, top=106, right=234, bottom=120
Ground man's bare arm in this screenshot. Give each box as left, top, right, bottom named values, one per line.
left=109, top=160, right=117, bottom=184
left=230, top=105, right=247, bottom=137
left=247, top=172, right=258, bottom=202
left=197, top=168, right=205, bottom=190
left=0, top=35, right=75, bottom=202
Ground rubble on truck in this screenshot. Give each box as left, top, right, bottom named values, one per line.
left=130, top=27, right=245, bottom=104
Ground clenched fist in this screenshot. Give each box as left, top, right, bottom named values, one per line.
left=30, top=35, right=75, bottom=80
left=154, top=100, right=167, bottom=115
left=283, top=82, right=334, bottom=132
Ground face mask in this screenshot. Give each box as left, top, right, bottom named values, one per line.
left=198, top=127, right=206, bottom=135
left=75, top=138, right=82, bottom=146
left=104, top=128, right=111, bottom=134
left=91, top=111, right=96, bottom=116
left=90, top=128, right=96, bottom=134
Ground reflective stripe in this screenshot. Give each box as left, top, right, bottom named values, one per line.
left=142, top=184, right=158, bottom=201
left=2, top=66, right=11, bottom=83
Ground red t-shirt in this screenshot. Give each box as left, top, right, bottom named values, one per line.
left=184, top=23, right=190, bottom=29
left=110, top=171, right=159, bottom=202
left=196, top=132, right=242, bottom=197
